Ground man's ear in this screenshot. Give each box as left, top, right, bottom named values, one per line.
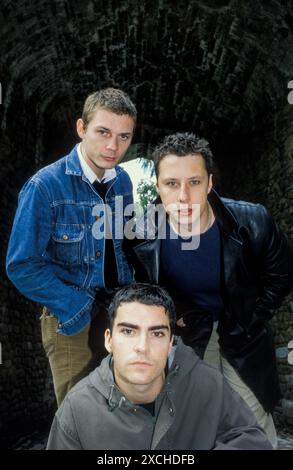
left=76, top=118, right=86, bottom=139
left=168, top=334, right=174, bottom=354
left=104, top=329, right=112, bottom=353
left=208, top=173, right=213, bottom=194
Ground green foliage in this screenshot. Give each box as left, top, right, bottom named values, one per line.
left=137, top=179, right=157, bottom=212
left=138, top=158, right=155, bottom=177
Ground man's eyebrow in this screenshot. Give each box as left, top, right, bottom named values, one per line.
left=116, top=322, right=169, bottom=331
left=93, top=126, right=133, bottom=135
left=94, top=126, right=110, bottom=131
left=148, top=325, right=170, bottom=331
left=161, top=175, right=203, bottom=181
left=116, top=322, right=139, bottom=329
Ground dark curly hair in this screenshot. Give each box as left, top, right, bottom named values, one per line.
left=108, top=283, right=176, bottom=334
left=153, top=132, right=215, bottom=178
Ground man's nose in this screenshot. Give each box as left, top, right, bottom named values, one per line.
left=178, top=184, right=189, bottom=202
left=106, top=136, right=118, bottom=152
left=134, top=334, right=148, bottom=353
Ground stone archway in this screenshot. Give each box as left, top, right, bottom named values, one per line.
left=0, top=0, right=292, bottom=446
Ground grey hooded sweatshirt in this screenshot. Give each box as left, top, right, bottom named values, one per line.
left=47, top=341, right=272, bottom=450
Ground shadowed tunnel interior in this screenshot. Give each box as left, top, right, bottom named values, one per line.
left=0, top=0, right=292, bottom=446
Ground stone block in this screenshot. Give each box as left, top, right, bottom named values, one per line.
left=282, top=399, right=293, bottom=418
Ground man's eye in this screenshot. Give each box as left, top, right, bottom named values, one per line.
left=120, top=135, right=130, bottom=141
left=121, top=328, right=134, bottom=335
left=190, top=180, right=200, bottom=186
left=97, top=130, right=109, bottom=136
left=166, top=181, right=177, bottom=187
left=153, top=331, right=165, bottom=337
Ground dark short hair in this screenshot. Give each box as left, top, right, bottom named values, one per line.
left=82, top=88, right=137, bottom=128
left=108, top=283, right=176, bottom=334
left=153, top=132, right=215, bottom=178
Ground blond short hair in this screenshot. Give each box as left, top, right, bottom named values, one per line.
left=82, top=88, right=137, bottom=128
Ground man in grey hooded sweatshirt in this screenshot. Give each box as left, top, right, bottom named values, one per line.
left=47, top=283, right=272, bottom=450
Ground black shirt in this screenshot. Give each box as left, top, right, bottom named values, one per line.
left=93, top=180, right=118, bottom=290
left=160, top=220, right=223, bottom=320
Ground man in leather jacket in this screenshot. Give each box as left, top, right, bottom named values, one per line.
left=124, top=132, right=292, bottom=448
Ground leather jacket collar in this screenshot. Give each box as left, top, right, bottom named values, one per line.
left=134, top=189, right=241, bottom=243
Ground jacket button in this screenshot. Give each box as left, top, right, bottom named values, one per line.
left=96, top=250, right=101, bottom=257
left=62, top=234, right=69, bottom=240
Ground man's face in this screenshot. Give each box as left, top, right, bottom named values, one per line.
left=76, top=108, right=135, bottom=178
left=104, top=302, right=173, bottom=399
left=156, top=153, right=213, bottom=227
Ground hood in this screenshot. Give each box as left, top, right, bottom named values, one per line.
left=88, top=355, right=127, bottom=411
left=166, top=339, right=201, bottom=384
left=88, top=340, right=201, bottom=410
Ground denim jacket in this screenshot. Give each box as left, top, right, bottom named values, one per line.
left=6, top=146, right=133, bottom=335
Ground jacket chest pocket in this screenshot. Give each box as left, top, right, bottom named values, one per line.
left=51, top=225, right=84, bottom=265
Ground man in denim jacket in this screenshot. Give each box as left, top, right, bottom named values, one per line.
left=6, top=88, right=136, bottom=406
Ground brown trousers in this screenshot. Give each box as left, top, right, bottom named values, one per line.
left=41, top=298, right=110, bottom=407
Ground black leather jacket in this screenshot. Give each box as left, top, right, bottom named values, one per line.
left=125, top=190, right=293, bottom=411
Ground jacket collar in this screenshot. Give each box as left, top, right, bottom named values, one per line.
left=135, top=190, right=240, bottom=241
left=89, top=355, right=131, bottom=411
left=65, top=145, right=123, bottom=179
left=89, top=340, right=199, bottom=411
left=208, top=189, right=239, bottom=237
